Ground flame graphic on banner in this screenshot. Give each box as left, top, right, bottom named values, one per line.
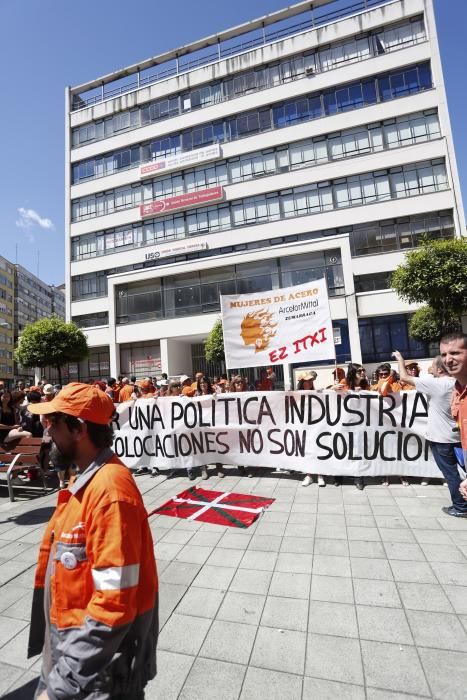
left=240, top=308, right=277, bottom=352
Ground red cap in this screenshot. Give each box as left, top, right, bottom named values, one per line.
left=28, top=382, right=115, bottom=425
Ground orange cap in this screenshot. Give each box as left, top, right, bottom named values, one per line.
left=27, top=382, right=115, bottom=425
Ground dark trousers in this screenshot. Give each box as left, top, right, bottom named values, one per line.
left=430, top=442, right=467, bottom=512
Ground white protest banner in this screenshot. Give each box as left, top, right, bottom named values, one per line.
left=113, top=391, right=443, bottom=478
left=220, top=279, right=335, bottom=370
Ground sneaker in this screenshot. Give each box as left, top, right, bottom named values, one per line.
left=302, top=475, right=313, bottom=487
left=334, top=476, right=343, bottom=487
left=187, top=469, right=195, bottom=481
left=382, top=478, right=389, bottom=487
left=420, top=480, right=429, bottom=486
left=216, top=466, right=225, bottom=478
left=354, top=477, right=364, bottom=491
left=442, top=506, right=467, bottom=518
left=317, top=475, right=326, bottom=487
left=134, top=467, right=149, bottom=476
left=201, top=466, right=209, bottom=480
left=400, top=478, right=409, bottom=487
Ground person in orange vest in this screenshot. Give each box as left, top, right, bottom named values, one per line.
left=27, top=383, right=158, bottom=700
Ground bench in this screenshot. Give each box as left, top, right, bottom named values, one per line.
left=0, top=437, right=54, bottom=502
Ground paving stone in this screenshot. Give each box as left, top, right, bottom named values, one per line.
left=275, top=552, right=313, bottom=574
left=159, top=528, right=194, bottom=545
left=218, top=532, right=252, bottom=550
left=248, top=534, right=282, bottom=551
left=261, top=595, right=309, bottom=632
left=0, top=662, right=26, bottom=696
left=250, top=626, right=306, bottom=675
left=348, top=540, right=386, bottom=558
left=350, top=557, right=393, bottom=581
left=430, top=561, right=467, bottom=586
left=217, top=591, right=266, bottom=625
left=389, top=560, right=437, bottom=584
left=192, top=564, right=236, bottom=590
left=179, top=657, right=245, bottom=700
left=378, top=528, right=416, bottom=543
left=305, top=633, right=363, bottom=685
left=189, top=530, right=224, bottom=547
left=280, top=536, right=314, bottom=554
left=239, top=550, right=277, bottom=571
left=347, top=526, right=381, bottom=541
left=229, top=568, right=272, bottom=595
left=312, top=554, right=351, bottom=577
left=373, top=515, right=409, bottom=529
left=345, top=514, right=376, bottom=528
left=0, top=626, right=38, bottom=669
left=353, top=579, right=401, bottom=608
left=443, top=584, right=467, bottom=614
left=269, top=571, right=311, bottom=599
left=360, top=640, right=430, bottom=695
left=158, top=583, right=189, bottom=628
left=200, top=619, right=257, bottom=665
left=254, top=521, right=286, bottom=537
left=160, top=561, right=201, bottom=586
left=239, top=666, right=302, bottom=700
left=288, top=511, right=316, bottom=524
left=283, top=522, right=315, bottom=538
left=302, top=677, right=365, bottom=699
left=396, top=582, right=453, bottom=612
left=383, top=541, right=425, bottom=561
left=0, top=560, right=34, bottom=586
left=418, top=647, right=467, bottom=700
left=314, top=524, right=348, bottom=540
left=365, top=690, right=430, bottom=700
left=0, top=583, right=31, bottom=614
left=206, top=547, right=244, bottom=568
left=175, top=586, right=225, bottom=619
left=308, top=600, right=358, bottom=638
left=0, top=615, right=28, bottom=648
left=310, top=574, right=354, bottom=604
left=175, top=544, right=213, bottom=565
left=356, top=605, right=413, bottom=644
left=313, top=538, right=349, bottom=556
left=412, top=528, right=454, bottom=544
left=158, top=613, right=211, bottom=655
left=2, top=590, right=34, bottom=621
left=145, top=650, right=194, bottom=700
left=406, top=609, right=467, bottom=651
left=420, top=543, right=466, bottom=563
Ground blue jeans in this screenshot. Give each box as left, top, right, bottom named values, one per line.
left=430, top=442, right=467, bottom=512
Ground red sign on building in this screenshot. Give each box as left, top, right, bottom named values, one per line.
left=139, top=186, right=224, bottom=218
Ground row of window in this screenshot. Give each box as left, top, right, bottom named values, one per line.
left=71, top=158, right=448, bottom=262
left=0, top=349, right=13, bottom=359
left=70, top=210, right=454, bottom=303
left=71, top=109, right=441, bottom=222
left=72, top=17, right=425, bottom=148
left=0, top=275, right=13, bottom=290
left=116, top=251, right=343, bottom=324
left=0, top=333, right=13, bottom=345
left=71, top=62, right=433, bottom=184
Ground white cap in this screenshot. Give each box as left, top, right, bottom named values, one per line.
left=43, top=384, right=54, bottom=396
left=179, top=375, right=191, bottom=383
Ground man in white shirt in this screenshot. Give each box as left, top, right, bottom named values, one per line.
left=393, top=351, right=466, bottom=516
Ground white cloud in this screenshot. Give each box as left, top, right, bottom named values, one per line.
left=16, top=207, right=55, bottom=230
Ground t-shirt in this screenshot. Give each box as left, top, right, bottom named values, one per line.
left=451, top=382, right=467, bottom=450
left=414, top=375, right=458, bottom=443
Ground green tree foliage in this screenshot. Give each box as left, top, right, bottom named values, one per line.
left=391, top=238, right=467, bottom=342
left=204, top=319, right=225, bottom=363
left=409, top=306, right=462, bottom=343
left=15, top=317, right=89, bottom=384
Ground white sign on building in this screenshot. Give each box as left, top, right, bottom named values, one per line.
left=220, top=278, right=335, bottom=369
left=139, top=144, right=221, bottom=179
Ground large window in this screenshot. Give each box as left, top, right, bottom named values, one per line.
left=359, top=314, right=435, bottom=363
left=71, top=62, right=433, bottom=184
left=72, top=17, right=425, bottom=145
left=71, top=110, right=441, bottom=224
left=71, top=158, right=449, bottom=263
left=116, top=251, right=342, bottom=324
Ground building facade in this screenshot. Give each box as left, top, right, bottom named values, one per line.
left=14, top=266, right=66, bottom=382
left=66, top=0, right=465, bottom=385
left=0, top=257, right=15, bottom=382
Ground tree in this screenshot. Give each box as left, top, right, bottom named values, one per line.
left=204, top=319, right=225, bottom=364
left=391, top=238, right=467, bottom=342
left=15, top=317, right=89, bottom=384
left=408, top=306, right=462, bottom=344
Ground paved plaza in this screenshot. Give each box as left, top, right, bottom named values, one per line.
left=1, top=470, right=467, bottom=699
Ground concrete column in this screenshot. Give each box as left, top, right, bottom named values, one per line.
left=107, top=279, right=119, bottom=378
left=340, top=237, right=362, bottom=364
left=160, top=338, right=193, bottom=378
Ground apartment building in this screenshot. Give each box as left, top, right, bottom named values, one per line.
left=0, top=257, right=15, bottom=382
left=66, top=0, right=465, bottom=384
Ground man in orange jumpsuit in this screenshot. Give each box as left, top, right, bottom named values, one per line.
left=27, top=383, right=158, bottom=699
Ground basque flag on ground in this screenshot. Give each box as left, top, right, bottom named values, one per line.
left=149, top=486, right=275, bottom=528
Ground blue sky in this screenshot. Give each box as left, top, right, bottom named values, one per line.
left=0, top=0, right=465, bottom=286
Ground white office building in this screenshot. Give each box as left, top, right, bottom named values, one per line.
left=66, top=0, right=464, bottom=385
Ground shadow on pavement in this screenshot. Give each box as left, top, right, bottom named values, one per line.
left=0, top=506, right=55, bottom=527
left=2, top=677, right=39, bottom=699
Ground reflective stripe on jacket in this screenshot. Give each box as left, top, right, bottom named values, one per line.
left=28, top=449, right=158, bottom=699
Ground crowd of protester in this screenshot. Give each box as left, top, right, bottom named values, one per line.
left=1, top=346, right=462, bottom=496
